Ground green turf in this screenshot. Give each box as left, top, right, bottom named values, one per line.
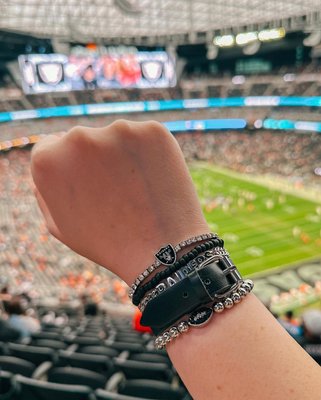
left=190, top=164, right=321, bottom=276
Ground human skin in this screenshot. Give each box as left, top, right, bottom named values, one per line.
left=31, top=120, right=321, bottom=400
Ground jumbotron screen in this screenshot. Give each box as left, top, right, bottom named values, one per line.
left=18, top=51, right=176, bottom=94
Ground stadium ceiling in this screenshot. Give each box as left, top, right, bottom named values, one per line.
left=0, top=0, right=321, bottom=45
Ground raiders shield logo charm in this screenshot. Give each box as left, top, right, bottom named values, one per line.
left=155, top=244, right=177, bottom=265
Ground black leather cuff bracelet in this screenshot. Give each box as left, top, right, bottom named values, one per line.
left=138, top=247, right=230, bottom=312
left=141, top=254, right=242, bottom=335
left=132, top=237, right=224, bottom=306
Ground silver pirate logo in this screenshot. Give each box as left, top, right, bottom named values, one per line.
left=155, top=244, right=176, bottom=265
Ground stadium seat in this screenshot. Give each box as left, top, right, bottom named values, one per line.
left=113, top=359, right=173, bottom=382
left=95, top=388, right=153, bottom=400
left=109, top=342, right=145, bottom=354
left=8, top=342, right=57, bottom=365
left=0, top=341, right=8, bottom=355
left=118, top=379, right=186, bottom=400
left=115, top=334, right=147, bottom=344
left=0, top=371, right=16, bottom=399
left=31, top=338, right=68, bottom=350
left=79, top=345, right=119, bottom=358
left=0, top=356, right=35, bottom=377
left=129, top=353, right=171, bottom=366
left=31, top=331, right=61, bottom=341
left=15, top=374, right=94, bottom=400
left=48, top=366, right=107, bottom=390
left=64, top=336, right=104, bottom=347
left=58, top=350, right=114, bottom=375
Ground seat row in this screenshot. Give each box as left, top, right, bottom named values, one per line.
left=0, top=372, right=190, bottom=400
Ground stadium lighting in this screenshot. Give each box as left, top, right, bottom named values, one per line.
left=236, top=32, right=258, bottom=46
left=213, top=34, right=234, bottom=47
left=258, top=28, right=285, bottom=42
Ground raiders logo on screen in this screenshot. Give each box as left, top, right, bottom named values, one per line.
left=141, top=61, right=163, bottom=82
left=37, top=62, right=64, bottom=85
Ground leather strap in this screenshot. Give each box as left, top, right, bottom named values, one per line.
left=141, top=256, right=242, bottom=335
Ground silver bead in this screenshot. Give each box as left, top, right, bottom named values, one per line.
left=213, top=302, right=224, bottom=313
left=139, top=274, right=145, bottom=282
left=163, top=332, right=171, bottom=343
left=241, top=282, right=251, bottom=293
left=231, top=292, right=241, bottom=303
left=148, top=265, right=155, bottom=272
left=143, top=270, right=149, bottom=277
left=135, top=278, right=140, bottom=286
left=238, top=287, right=247, bottom=297
left=244, top=279, right=254, bottom=290
left=177, top=321, right=189, bottom=333
left=169, top=327, right=179, bottom=338
left=155, top=337, right=165, bottom=349
left=224, top=298, right=233, bottom=309
left=151, top=290, right=157, bottom=298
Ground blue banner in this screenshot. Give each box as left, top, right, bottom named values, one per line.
left=1, top=96, right=321, bottom=124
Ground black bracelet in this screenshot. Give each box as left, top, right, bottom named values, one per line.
left=132, top=237, right=224, bottom=306
left=141, top=253, right=243, bottom=335
left=138, top=246, right=230, bottom=312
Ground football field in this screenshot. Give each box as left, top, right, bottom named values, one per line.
left=190, top=164, right=321, bottom=277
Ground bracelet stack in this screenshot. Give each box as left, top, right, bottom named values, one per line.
left=128, top=232, right=254, bottom=350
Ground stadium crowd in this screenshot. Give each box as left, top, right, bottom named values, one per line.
left=176, top=130, right=321, bottom=186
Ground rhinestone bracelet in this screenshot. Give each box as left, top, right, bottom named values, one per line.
left=154, top=279, right=254, bottom=350
left=139, top=246, right=230, bottom=312
left=129, top=232, right=217, bottom=299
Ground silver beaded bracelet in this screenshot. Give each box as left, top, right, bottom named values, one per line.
left=128, top=232, right=218, bottom=299
left=138, top=246, right=230, bottom=312
left=154, top=279, right=254, bottom=350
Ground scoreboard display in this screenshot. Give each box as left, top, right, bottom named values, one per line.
left=19, top=51, right=176, bottom=94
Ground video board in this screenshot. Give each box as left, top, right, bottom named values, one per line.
left=19, top=51, right=176, bottom=94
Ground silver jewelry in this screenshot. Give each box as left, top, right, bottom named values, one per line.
left=138, top=247, right=230, bottom=312
left=154, top=279, right=254, bottom=349
left=128, top=233, right=218, bottom=299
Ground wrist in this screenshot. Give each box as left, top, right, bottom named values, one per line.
left=121, top=221, right=211, bottom=287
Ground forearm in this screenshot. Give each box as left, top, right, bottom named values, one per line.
left=124, top=225, right=321, bottom=400
left=31, top=122, right=321, bottom=400
left=168, top=293, right=321, bottom=400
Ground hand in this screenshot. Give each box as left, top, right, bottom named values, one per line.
left=31, top=120, right=209, bottom=284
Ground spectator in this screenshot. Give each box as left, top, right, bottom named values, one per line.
left=6, top=296, right=40, bottom=338
left=0, top=318, right=20, bottom=341
left=301, top=310, right=321, bottom=345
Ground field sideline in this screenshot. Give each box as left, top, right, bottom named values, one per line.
left=190, top=163, right=321, bottom=277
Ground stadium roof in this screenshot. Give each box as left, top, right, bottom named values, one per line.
left=1, top=0, right=321, bottom=44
